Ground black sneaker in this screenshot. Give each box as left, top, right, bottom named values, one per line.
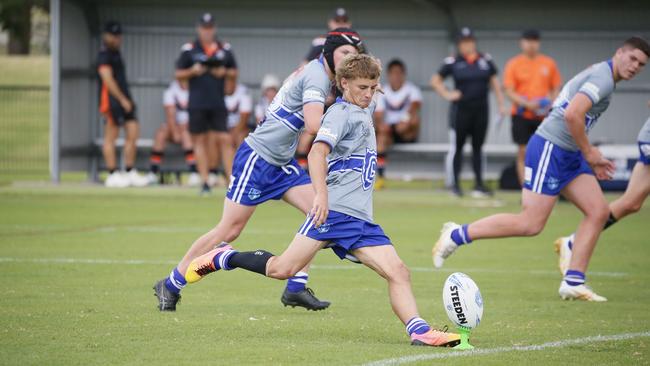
left=199, top=182, right=211, bottom=196
left=281, top=287, right=330, bottom=311
left=153, top=279, right=180, bottom=311
left=471, top=184, right=493, bottom=198
left=451, top=185, right=463, bottom=197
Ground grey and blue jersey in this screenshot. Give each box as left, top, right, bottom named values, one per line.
left=639, top=117, right=650, bottom=165
left=639, top=116, right=650, bottom=143
left=313, top=98, right=378, bottom=223
left=245, top=58, right=332, bottom=166
left=536, top=60, right=616, bottom=151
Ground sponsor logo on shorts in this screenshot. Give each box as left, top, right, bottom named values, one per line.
left=524, top=167, right=533, bottom=185
left=316, top=223, right=331, bottom=233
left=640, top=143, right=650, bottom=157
left=546, top=176, right=560, bottom=191
left=248, top=188, right=261, bottom=201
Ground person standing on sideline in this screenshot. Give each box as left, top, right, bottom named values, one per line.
left=431, top=27, right=507, bottom=197
left=175, top=13, right=238, bottom=195
left=504, top=30, right=562, bottom=186
left=97, top=21, right=149, bottom=188
left=254, top=74, right=281, bottom=124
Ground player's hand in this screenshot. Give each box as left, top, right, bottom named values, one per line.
left=120, top=98, right=133, bottom=113
left=310, top=192, right=329, bottom=228
left=211, top=66, right=227, bottom=78
left=446, top=90, right=462, bottom=102
left=585, top=146, right=615, bottom=180
left=191, top=63, right=207, bottom=76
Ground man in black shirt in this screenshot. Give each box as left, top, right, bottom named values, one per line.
left=176, top=13, right=238, bottom=194
left=97, top=21, right=149, bottom=188
left=431, top=27, right=507, bottom=197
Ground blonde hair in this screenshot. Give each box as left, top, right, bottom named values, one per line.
left=335, top=54, right=382, bottom=91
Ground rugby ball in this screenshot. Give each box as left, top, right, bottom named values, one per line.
left=442, top=272, right=483, bottom=330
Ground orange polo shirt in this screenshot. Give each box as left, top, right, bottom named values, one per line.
left=503, top=53, right=562, bottom=120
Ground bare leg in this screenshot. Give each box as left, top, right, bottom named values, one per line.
left=609, top=162, right=650, bottom=220
left=467, top=188, right=556, bottom=239
left=516, top=144, right=526, bottom=186
left=102, top=119, right=120, bottom=171
left=176, top=199, right=256, bottom=274
left=352, top=245, right=417, bottom=324
left=282, top=184, right=316, bottom=274
left=561, top=174, right=610, bottom=273
left=123, top=120, right=139, bottom=168
left=216, top=131, right=235, bottom=180
left=180, top=125, right=193, bottom=150
left=265, top=234, right=325, bottom=279
left=152, top=124, right=170, bottom=152
left=207, top=131, right=220, bottom=175
left=192, top=133, right=209, bottom=183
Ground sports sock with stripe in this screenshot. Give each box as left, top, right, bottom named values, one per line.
left=406, top=317, right=431, bottom=336
left=450, top=224, right=472, bottom=245
left=286, top=271, right=309, bottom=293
left=564, top=269, right=585, bottom=286
left=164, top=268, right=186, bottom=294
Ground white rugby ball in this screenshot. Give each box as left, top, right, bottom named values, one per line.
left=442, top=272, right=483, bottom=330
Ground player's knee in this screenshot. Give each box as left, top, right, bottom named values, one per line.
left=521, top=219, right=545, bottom=236
left=266, top=262, right=297, bottom=280
left=385, top=260, right=410, bottom=283
left=590, top=202, right=610, bottom=224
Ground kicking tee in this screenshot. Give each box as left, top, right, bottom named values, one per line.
left=537, top=60, right=615, bottom=151
left=313, top=98, right=378, bottom=223
left=246, top=58, right=332, bottom=166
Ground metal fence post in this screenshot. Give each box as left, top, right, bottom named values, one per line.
left=49, top=0, right=61, bottom=183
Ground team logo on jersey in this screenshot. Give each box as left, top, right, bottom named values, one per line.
left=640, top=143, right=650, bottom=158
left=546, top=176, right=560, bottom=191
left=248, top=188, right=262, bottom=201
left=362, top=148, right=378, bottom=191
left=316, top=222, right=331, bottom=234
left=478, top=58, right=489, bottom=70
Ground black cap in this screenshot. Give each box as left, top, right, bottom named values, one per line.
left=522, top=29, right=541, bottom=40
left=104, top=20, right=122, bottom=35
left=198, top=13, right=215, bottom=27
left=331, top=7, right=349, bottom=22
left=457, top=27, right=475, bottom=41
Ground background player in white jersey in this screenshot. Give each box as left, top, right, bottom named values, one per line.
left=555, top=110, right=650, bottom=274
left=225, top=83, right=253, bottom=147
left=153, top=29, right=363, bottom=312
left=182, top=54, right=460, bottom=347
left=374, top=59, right=422, bottom=188
left=255, top=74, right=280, bottom=125
left=146, top=79, right=200, bottom=186
left=432, top=37, right=649, bottom=301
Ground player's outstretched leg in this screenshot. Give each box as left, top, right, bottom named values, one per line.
left=352, top=245, right=460, bottom=347
left=554, top=161, right=650, bottom=274
left=432, top=188, right=556, bottom=268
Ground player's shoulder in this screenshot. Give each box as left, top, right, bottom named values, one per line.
left=219, top=40, right=234, bottom=53
left=480, top=52, right=494, bottom=62
left=324, top=100, right=352, bottom=120
left=311, top=35, right=327, bottom=47
left=180, top=42, right=195, bottom=52
left=443, top=56, right=456, bottom=65
left=404, top=80, right=421, bottom=92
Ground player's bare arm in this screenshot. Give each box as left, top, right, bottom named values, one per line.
left=431, top=73, right=461, bottom=102
left=307, top=141, right=330, bottom=227
left=564, top=93, right=615, bottom=180
left=490, top=75, right=508, bottom=116
left=98, top=66, right=132, bottom=112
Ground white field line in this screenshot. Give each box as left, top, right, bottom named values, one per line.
left=0, top=257, right=628, bottom=277
left=362, top=331, right=650, bottom=366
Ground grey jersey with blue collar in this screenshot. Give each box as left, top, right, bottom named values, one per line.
left=314, top=99, right=378, bottom=223
left=536, top=60, right=616, bottom=151
left=245, top=59, right=332, bottom=166
left=639, top=116, right=650, bottom=142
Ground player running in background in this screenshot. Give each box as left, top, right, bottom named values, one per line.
left=555, top=110, right=650, bottom=274
left=433, top=37, right=649, bottom=301
left=431, top=27, right=507, bottom=197
left=146, top=79, right=201, bottom=186
left=225, top=83, right=253, bottom=147
left=183, top=54, right=460, bottom=347
left=504, top=30, right=562, bottom=186
left=97, top=21, right=149, bottom=188
left=153, top=29, right=364, bottom=312
left=374, top=59, right=422, bottom=189
left=175, top=13, right=237, bottom=195
left=254, top=74, right=281, bottom=124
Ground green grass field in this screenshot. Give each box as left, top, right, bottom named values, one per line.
left=1, top=185, right=649, bottom=365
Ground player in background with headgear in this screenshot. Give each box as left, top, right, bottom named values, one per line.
left=374, top=59, right=422, bottom=189
left=433, top=37, right=650, bottom=302
left=555, top=102, right=650, bottom=274
left=182, top=54, right=461, bottom=347
left=146, top=79, right=201, bottom=186
left=154, top=28, right=364, bottom=312
left=504, top=30, right=562, bottom=186
left=97, top=20, right=150, bottom=188
left=254, top=74, right=281, bottom=124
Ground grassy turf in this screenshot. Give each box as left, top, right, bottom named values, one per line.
left=0, top=185, right=648, bottom=365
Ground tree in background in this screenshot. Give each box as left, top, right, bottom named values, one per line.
left=0, top=0, right=48, bottom=55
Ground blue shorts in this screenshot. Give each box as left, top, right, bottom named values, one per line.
left=523, top=134, right=593, bottom=196
left=297, top=210, right=392, bottom=262
left=639, top=141, right=650, bottom=165
left=226, top=142, right=311, bottom=206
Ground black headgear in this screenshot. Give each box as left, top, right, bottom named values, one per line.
left=323, top=28, right=362, bottom=74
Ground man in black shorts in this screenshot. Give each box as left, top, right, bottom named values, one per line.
left=176, top=13, right=237, bottom=194
left=97, top=21, right=149, bottom=188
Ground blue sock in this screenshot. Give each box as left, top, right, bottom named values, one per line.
left=406, top=317, right=431, bottom=336
left=164, top=268, right=186, bottom=295
left=564, top=269, right=585, bottom=286
left=286, top=271, right=308, bottom=293
left=213, top=248, right=237, bottom=271
left=450, top=224, right=472, bottom=246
